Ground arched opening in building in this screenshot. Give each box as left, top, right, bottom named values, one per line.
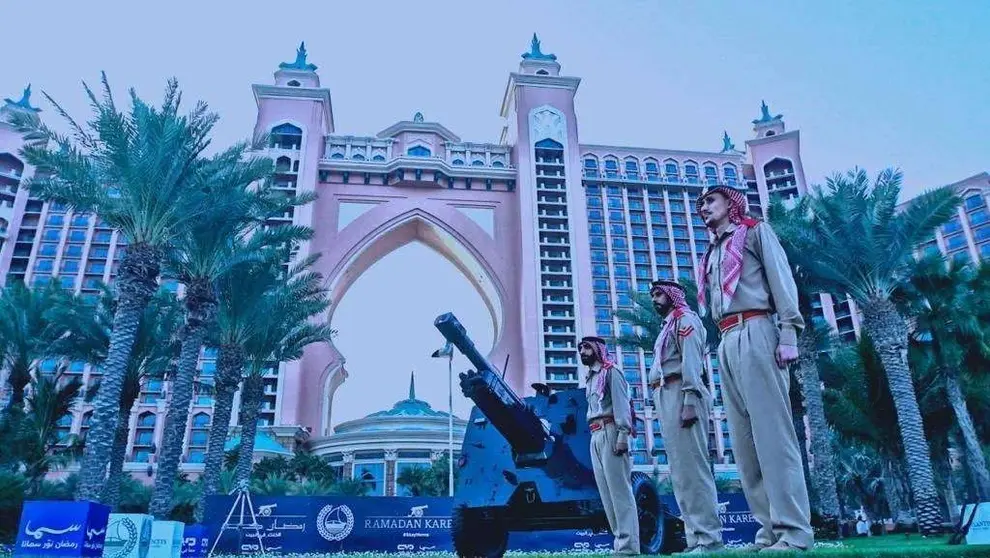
left=328, top=225, right=497, bottom=433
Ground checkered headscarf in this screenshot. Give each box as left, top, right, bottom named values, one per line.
left=580, top=336, right=615, bottom=397
left=651, top=280, right=689, bottom=351
left=695, top=186, right=758, bottom=314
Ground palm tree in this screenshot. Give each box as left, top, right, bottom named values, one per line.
left=821, top=335, right=913, bottom=521
left=233, top=255, right=335, bottom=485
left=8, top=75, right=222, bottom=501
left=195, top=251, right=309, bottom=518
left=894, top=255, right=990, bottom=499
left=15, top=369, right=84, bottom=493
left=767, top=195, right=843, bottom=523
left=147, top=144, right=314, bottom=519
left=0, top=281, right=80, bottom=416
left=772, top=168, right=960, bottom=533
left=64, top=285, right=183, bottom=509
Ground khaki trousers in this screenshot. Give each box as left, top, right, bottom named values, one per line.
left=653, top=378, right=723, bottom=549
left=591, top=422, right=640, bottom=555
left=718, top=315, right=814, bottom=549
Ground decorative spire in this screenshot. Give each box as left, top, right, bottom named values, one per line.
left=721, top=131, right=736, bottom=153
left=752, top=100, right=782, bottom=125
left=409, top=371, right=416, bottom=400
left=522, top=33, right=557, bottom=61
left=279, top=41, right=318, bottom=72
left=413, top=112, right=424, bottom=123
left=3, top=84, right=41, bottom=113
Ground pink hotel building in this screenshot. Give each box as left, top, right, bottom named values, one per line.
left=1, top=39, right=988, bottom=479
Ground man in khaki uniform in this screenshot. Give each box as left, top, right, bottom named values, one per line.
left=580, top=336, right=640, bottom=556
left=648, top=280, right=724, bottom=554
left=695, top=184, right=813, bottom=553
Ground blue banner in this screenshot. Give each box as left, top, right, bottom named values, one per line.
left=203, top=493, right=759, bottom=554
left=14, top=501, right=110, bottom=558
left=661, top=493, right=761, bottom=549
left=180, top=525, right=211, bottom=558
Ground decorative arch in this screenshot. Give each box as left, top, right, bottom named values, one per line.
left=310, top=202, right=514, bottom=436
left=763, top=157, right=795, bottom=177
left=267, top=120, right=306, bottom=151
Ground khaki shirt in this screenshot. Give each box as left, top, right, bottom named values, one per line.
left=647, top=310, right=711, bottom=407
left=704, top=221, right=805, bottom=346
left=586, top=365, right=633, bottom=445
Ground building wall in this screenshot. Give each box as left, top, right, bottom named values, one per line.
left=1, top=43, right=987, bottom=480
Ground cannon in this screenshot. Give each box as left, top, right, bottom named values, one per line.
left=434, top=312, right=685, bottom=557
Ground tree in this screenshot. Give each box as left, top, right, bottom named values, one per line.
left=767, top=195, right=843, bottom=523
left=195, top=246, right=314, bottom=519
left=64, top=285, right=183, bottom=509
left=14, top=370, right=84, bottom=493
left=0, top=281, right=80, bottom=416
left=233, top=254, right=335, bottom=485
left=396, top=454, right=459, bottom=497
left=9, top=75, right=222, bottom=501
left=147, top=142, right=314, bottom=518
left=894, top=255, right=990, bottom=499
left=771, top=168, right=960, bottom=533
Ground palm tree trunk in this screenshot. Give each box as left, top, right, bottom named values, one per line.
left=195, top=344, right=243, bottom=522
left=861, top=298, right=943, bottom=534
left=883, top=458, right=909, bottom=522
left=788, top=370, right=817, bottom=512
left=75, top=243, right=162, bottom=502
left=797, top=330, right=842, bottom=521
left=944, top=371, right=990, bottom=500
left=234, top=373, right=264, bottom=486
left=148, top=287, right=214, bottom=519
left=101, top=404, right=132, bottom=510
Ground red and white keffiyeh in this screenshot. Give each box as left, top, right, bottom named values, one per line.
left=695, top=186, right=759, bottom=313
left=580, top=336, right=616, bottom=397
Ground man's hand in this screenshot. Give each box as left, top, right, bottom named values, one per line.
left=776, top=344, right=799, bottom=368
left=614, top=440, right=628, bottom=456
left=680, top=405, right=698, bottom=428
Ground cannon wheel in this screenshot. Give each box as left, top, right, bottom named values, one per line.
left=632, top=471, right=666, bottom=554
left=452, top=504, right=508, bottom=558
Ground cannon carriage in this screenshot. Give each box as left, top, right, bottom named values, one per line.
left=434, top=312, right=686, bottom=557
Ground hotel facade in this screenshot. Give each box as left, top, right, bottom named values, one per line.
left=1, top=39, right=987, bottom=487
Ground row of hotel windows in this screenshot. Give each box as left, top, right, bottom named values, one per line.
left=583, top=157, right=739, bottom=186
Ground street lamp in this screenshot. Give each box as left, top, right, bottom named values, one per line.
left=431, top=340, right=454, bottom=497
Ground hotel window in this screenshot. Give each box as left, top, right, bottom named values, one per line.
left=355, top=463, right=386, bottom=496
left=970, top=208, right=988, bottom=226
left=723, top=164, right=738, bottom=186
left=584, top=157, right=599, bottom=178
left=965, top=194, right=986, bottom=212
left=587, top=196, right=602, bottom=207
left=132, top=412, right=156, bottom=462
left=607, top=197, right=624, bottom=210
left=596, top=309, right=611, bottom=321
left=593, top=265, right=609, bottom=277
left=604, top=159, right=618, bottom=179
left=624, top=159, right=639, bottom=180
left=597, top=322, right=614, bottom=337
left=645, top=160, right=660, bottom=182
left=611, top=223, right=626, bottom=236
left=613, top=251, right=629, bottom=263
left=615, top=279, right=631, bottom=293
left=684, top=164, right=699, bottom=184
left=591, top=250, right=607, bottom=263
left=609, top=211, right=625, bottom=222
left=669, top=201, right=685, bottom=213
left=590, top=223, right=605, bottom=235
left=704, top=165, right=718, bottom=185
left=406, top=145, right=431, bottom=157
left=631, top=225, right=647, bottom=237
left=588, top=209, right=604, bottom=221
left=614, top=265, right=631, bottom=278
left=590, top=236, right=606, bottom=248
left=612, top=237, right=628, bottom=249
left=593, top=279, right=609, bottom=291
left=664, top=162, right=679, bottom=182
left=594, top=293, right=611, bottom=306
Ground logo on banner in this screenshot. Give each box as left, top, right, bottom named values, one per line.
left=316, top=505, right=354, bottom=542
left=103, top=517, right=138, bottom=558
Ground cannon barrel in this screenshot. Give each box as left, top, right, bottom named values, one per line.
left=434, top=312, right=550, bottom=456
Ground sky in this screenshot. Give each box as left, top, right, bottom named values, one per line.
left=3, top=1, right=988, bottom=427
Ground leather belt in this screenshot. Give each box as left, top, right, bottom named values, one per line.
left=718, top=310, right=771, bottom=333
left=589, top=416, right=614, bottom=432
left=649, top=373, right=682, bottom=390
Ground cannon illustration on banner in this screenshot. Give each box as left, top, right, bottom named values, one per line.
left=434, top=312, right=686, bottom=557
